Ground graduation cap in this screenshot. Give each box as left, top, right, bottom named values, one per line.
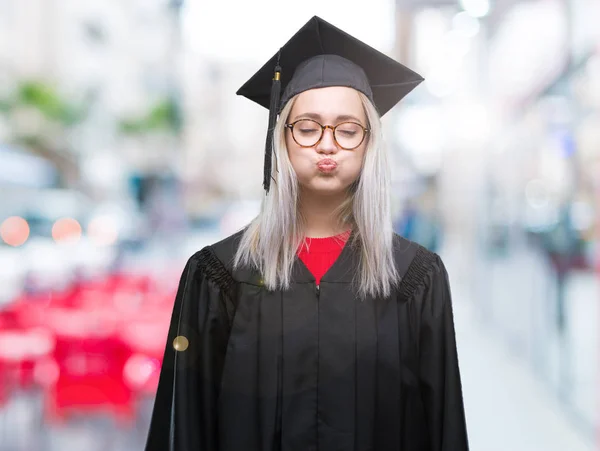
left=237, top=15, right=424, bottom=192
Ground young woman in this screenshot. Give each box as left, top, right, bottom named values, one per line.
left=146, top=16, right=469, bottom=451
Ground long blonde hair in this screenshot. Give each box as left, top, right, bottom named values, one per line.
left=233, top=90, right=399, bottom=300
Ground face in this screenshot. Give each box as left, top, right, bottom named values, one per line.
left=285, top=86, right=368, bottom=196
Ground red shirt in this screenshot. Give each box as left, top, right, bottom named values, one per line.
left=297, top=230, right=351, bottom=286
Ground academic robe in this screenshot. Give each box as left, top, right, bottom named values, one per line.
left=145, top=229, right=469, bottom=451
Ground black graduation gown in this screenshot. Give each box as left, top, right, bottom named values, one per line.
left=145, top=230, right=469, bottom=451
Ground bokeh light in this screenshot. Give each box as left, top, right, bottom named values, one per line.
left=52, top=217, right=82, bottom=243
left=87, top=215, right=119, bottom=246
left=0, top=216, right=30, bottom=246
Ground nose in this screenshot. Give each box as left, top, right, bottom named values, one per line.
left=316, top=126, right=338, bottom=154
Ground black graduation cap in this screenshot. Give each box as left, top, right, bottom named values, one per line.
left=237, top=15, right=424, bottom=192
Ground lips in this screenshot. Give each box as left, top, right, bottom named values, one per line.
left=317, top=159, right=337, bottom=172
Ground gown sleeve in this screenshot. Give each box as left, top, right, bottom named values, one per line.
left=418, top=253, right=469, bottom=451
left=145, top=247, right=234, bottom=451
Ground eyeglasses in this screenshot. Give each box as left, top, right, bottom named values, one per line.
left=285, top=119, right=370, bottom=150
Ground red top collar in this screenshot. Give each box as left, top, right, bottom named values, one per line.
left=297, top=230, right=351, bottom=285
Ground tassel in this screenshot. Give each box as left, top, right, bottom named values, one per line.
left=263, top=51, right=282, bottom=193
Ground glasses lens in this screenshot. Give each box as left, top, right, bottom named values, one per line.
left=334, top=122, right=364, bottom=149
left=292, top=120, right=322, bottom=147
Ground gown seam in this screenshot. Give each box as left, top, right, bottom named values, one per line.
left=197, top=246, right=238, bottom=328
left=397, top=246, right=438, bottom=302
left=353, top=291, right=358, bottom=451
left=197, top=246, right=236, bottom=297
left=169, top=257, right=197, bottom=451
left=274, top=290, right=283, bottom=451
left=316, top=281, right=320, bottom=451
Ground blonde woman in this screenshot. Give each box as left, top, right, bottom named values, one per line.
left=146, top=16, right=468, bottom=451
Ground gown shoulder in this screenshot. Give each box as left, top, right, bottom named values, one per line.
left=206, top=229, right=245, bottom=270
left=205, top=228, right=261, bottom=285
left=392, top=233, right=443, bottom=297
left=391, top=235, right=470, bottom=450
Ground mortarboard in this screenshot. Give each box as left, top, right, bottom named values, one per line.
left=237, top=15, right=424, bottom=192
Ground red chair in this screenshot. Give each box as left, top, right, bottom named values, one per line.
left=43, top=310, right=135, bottom=424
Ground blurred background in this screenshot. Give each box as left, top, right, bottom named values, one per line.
left=0, top=0, right=598, bottom=449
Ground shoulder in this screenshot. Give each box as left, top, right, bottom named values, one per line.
left=206, top=228, right=246, bottom=271
left=184, top=229, right=243, bottom=269
left=392, top=232, right=438, bottom=277
left=392, top=233, right=446, bottom=300
left=186, top=228, right=256, bottom=285
left=172, top=231, right=245, bottom=316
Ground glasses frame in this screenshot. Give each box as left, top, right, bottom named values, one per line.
left=285, top=118, right=370, bottom=150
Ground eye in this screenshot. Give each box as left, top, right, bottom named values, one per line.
left=296, top=120, right=320, bottom=135
left=299, top=127, right=319, bottom=133
left=336, top=123, right=361, bottom=136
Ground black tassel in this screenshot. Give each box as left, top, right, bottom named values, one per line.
left=263, top=52, right=282, bottom=193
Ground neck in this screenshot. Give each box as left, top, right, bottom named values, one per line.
left=299, top=188, right=351, bottom=238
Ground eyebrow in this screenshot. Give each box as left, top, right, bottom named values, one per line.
left=292, top=112, right=364, bottom=123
